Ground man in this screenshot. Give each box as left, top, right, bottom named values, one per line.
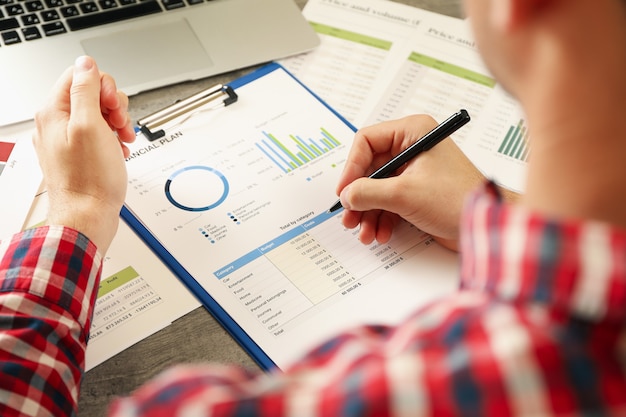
left=1, top=0, right=625, bottom=416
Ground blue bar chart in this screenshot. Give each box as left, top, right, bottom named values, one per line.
left=256, top=127, right=341, bottom=173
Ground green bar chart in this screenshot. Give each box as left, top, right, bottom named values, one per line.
left=256, top=127, right=341, bottom=173
left=498, top=119, right=530, bottom=161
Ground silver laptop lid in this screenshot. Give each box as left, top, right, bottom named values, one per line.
left=0, top=0, right=319, bottom=126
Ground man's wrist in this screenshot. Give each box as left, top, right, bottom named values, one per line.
left=46, top=193, right=121, bottom=254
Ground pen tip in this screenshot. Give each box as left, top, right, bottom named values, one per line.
left=328, top=201, right=343, bottom=213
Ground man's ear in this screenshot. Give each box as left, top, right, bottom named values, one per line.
left=491, top=0, right=551, bottom=32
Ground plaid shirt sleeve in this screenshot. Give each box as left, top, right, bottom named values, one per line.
left=3, top=182, right=626, bottom=417
left=0, top=226, right=102, bottom=417
left=108, top=184, right=626, bottom=417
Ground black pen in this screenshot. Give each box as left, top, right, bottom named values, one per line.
left=328, top=109, right=471, bottom=213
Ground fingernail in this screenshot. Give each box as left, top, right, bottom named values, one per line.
left=339, top=186, right=352, bottom=210
left=75, top=55, right=94, bottom=72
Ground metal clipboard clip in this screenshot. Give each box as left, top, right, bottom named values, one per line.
left=137, top=84, right=238, bottom=141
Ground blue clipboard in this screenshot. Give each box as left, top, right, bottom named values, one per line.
left=121, top=62, right=356, bottom=371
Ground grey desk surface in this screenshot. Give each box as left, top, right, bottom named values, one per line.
left=79, top=0, right=463, bottom=415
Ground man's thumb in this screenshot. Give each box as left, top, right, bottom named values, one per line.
left=69, top=56, right=101, bottom=118
left=339, top=177, right=399, bottom=213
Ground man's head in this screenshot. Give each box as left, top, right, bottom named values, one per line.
left=462, top=0, right=626, bottom=103
left=462, top=0, right=626, bottom=229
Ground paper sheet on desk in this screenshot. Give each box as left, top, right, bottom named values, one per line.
left=280, top=0, right=528, bottom=193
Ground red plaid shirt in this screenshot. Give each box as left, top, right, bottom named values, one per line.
left=2, top=184, right=625, bottom=416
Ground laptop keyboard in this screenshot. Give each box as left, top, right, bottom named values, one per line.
left=0, top=0, right=208, bottom=46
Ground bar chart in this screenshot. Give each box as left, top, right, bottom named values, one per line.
left=256, top=127, right=342, bottom=173
left=498, top=119, right=530, bottom=161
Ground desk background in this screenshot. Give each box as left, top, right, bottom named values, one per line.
left=79, top=0, right=463, bottom=415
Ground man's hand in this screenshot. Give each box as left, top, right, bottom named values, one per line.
left=33, top=56, right=135, bottom=253
left=336, top=115, right=485, bottom=251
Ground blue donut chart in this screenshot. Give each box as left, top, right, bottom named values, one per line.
left=164, top=165, right=229, bottom=212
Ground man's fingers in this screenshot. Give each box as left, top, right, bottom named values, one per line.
left=99, top=72, right=135, bottom=143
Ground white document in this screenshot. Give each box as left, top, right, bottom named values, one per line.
left=123, top=66, right=459, bottom=369
left=280, top=0, right=449, bottom=128
left=281, top=0, right=528, bottom=193
left=86, top=221, right=200, bottom=370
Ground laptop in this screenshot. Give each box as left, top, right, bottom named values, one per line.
left=0, top=0, right=320, bottom=126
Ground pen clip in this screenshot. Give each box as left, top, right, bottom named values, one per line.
left=137, top=84, right=238, bottom=141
